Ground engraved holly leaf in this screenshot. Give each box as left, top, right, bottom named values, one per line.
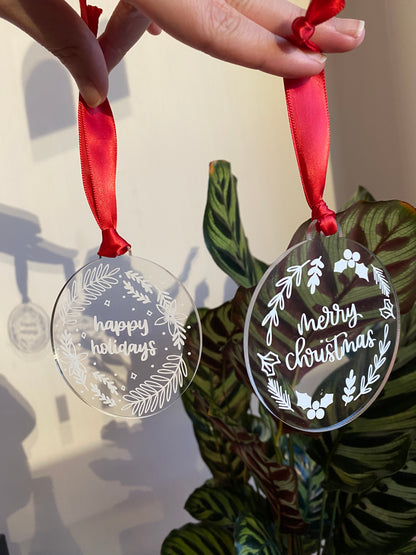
left=296, top=391, right=312, bottom=410
left=334, top=258, right=348, bottom=273
left=355, top=262, right=369, bottom=281
left=320, top=393, right=334, bottom=409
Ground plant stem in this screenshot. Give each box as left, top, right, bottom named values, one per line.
left=329, top=490, right=340, bottom=544
left=288, top=433, right=294, bottom=468
left=318, top=489, right=328, bottom=555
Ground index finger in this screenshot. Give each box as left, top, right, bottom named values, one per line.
left=127, top=0, right=328, bottom=78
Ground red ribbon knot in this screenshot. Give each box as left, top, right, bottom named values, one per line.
left=311, top=200, right=337, bottom=236
left=292, top=17, right=317, bottom=50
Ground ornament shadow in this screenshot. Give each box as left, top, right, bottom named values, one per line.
left=0, top=204, right=76, bottom=303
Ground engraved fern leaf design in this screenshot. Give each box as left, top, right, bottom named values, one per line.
left=372, top=265, right=391, bottom=297
left=354, top=323, right=391, bottom=400
left=59, top=263, right=120, bottom=325
left=262, top=260, right=310, bottom=346
left=121, top=355, right=188, bottom=417
left=267, top=379, right=294, bottom=412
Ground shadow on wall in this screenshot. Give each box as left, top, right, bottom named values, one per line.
left=89, top=403, right=209, bottom=555
left=0, top=376, right=81, bottom=555
left=22, top=42, right=130, bottom=160
left=0, top=204, right=76, bottom=303
left=0, top=204, right=76, bottom=354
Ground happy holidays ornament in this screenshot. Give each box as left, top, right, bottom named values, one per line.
left=50, top=0, right=201, bottom=418
left=52, top=255, right=201, bottom=418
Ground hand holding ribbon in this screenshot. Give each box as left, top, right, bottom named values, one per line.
left=284, top=0, right=346, bottom=236
left=78, top=0, right=131, bottom=257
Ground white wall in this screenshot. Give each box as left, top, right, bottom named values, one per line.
left=0, top=0, right=333, bottom=553
left=327, top=0, right=416, bottom=208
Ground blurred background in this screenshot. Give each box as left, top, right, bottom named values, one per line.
left=0, top=0, right=412, bottom=553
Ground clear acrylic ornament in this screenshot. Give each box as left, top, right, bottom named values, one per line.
left=51, top=254, right=202, bottom=418
left=244, top=228, right=400, bottom=432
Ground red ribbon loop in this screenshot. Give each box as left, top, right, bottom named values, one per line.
left=78, top=1, right=131, bottom=257
left=284, top=0, right=345, bottom=236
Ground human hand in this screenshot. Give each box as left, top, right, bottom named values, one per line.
left=0, top=0, right=364, bottom=107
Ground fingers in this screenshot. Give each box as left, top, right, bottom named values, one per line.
left=0, top=0, right=108, bottom=106
left=126, top=0, right=364, bottom=78
left=226, top=0, right=365, bottom=53
left=99, top=1, right=161, bottom=72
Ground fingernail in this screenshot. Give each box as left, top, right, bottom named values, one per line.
left=79, top=84, right=107, bottom=108
left=333, top=18, right=366, bottom=39
left=308, top=52, right=327, bottom=65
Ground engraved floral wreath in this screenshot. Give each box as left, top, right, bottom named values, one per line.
left=258, top=249, right=396, bottom=422
left=55, top=262, right=189, bottom=417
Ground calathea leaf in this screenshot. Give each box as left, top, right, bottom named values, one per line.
left=182, top=301, right=251, bottom=481
left=161, top=522, right=234, bottom=555
left=280, top=435, right=325, bottom=537
left=334, top=456, right=416, bottom=553
left=391, top=540, right=416, bottom=554
left=234, top=513, right=282, bottom=555
left=289, top=200, right=416, bottom=314
left=308, top=350, right=416, bottom=494
left=185, top=481, right=271, bottom=527
left=322, top=431, right=412, bottom=493
left=207, top=407, right=306, bottom=533
left=204, top=160, right=267, bottom=287
left=342, top=185, right=376, bottom=210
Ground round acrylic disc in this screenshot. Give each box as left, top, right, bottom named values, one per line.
left=244, top=232, right=400, bottom=432
left=51, top=255, right=202, bottom=418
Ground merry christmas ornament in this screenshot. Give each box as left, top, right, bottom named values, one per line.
left=244, top=0, right=399, bottom=432
left=244, top=231, right=399, bottom=432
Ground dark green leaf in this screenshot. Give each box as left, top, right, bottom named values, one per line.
left=204, top=160, right=267, bottom=287
left=182, top=302, right=251, bottom=481
left=185, top=481, right=270, bottom=527
left=391, top=540, right=416, bottom=554
left=208, top=409, right=306, bottom=533
left=161, top=522, right=234, bottom=554
left=342, top=186, right=376, bottom=210
left=334, top=458, right=416, bottom=553
left=234, top=513, right=281, bottom=555
left=290, top=200, right=416, bottom=314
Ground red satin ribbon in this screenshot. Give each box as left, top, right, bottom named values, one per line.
left=284, top=0, right=345, bottom=236
left=78, top=0, right=131, bottom=257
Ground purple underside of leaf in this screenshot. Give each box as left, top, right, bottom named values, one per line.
left=207, top=412, right=306, bottom=532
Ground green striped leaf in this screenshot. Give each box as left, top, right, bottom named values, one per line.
left=208, top=409, right=306, bottom=533
left=334, top=458, right=416, bottom=553
left=185, top=481, right=270, bottom=527
left=204, top=160, right=267, bottom=287
left=392, top=540, right=416, bottom=554
left=342, top=185, right=375, bottom=210
left=290, top=200, right=416, bottom=313
left=234, top=514, right=282, bottom=555
left=161, top=522, right=234, bottom=554
left=182, top=302, right=251, bottom=481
